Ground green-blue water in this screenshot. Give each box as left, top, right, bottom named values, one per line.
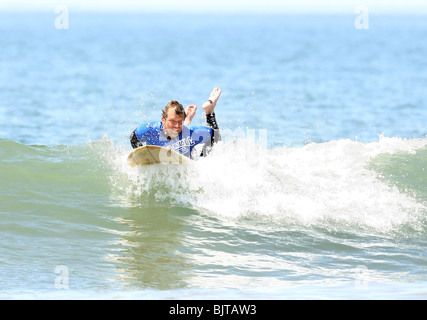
left=0, top=12, right=426, bottom=299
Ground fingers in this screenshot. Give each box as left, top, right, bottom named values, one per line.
left=210, top=87, right=221, bottom=97
left=209, top=88, right=222, bottom=103
left=186, top=105, right=197, bottom=113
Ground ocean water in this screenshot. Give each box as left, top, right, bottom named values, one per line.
left=0, top=12, right=426, bottom=299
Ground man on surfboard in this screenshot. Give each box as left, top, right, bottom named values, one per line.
left=130, top=87, right=221, bottom=159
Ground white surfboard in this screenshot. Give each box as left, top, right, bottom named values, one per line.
left=127, top=145, right=190, bottom=166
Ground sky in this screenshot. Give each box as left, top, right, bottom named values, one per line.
left=0, top=0, right=426, bottom=14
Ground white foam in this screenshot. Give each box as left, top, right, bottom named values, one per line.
left=106, top=136, right=427, bottom=235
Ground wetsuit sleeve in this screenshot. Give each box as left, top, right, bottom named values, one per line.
left=130, top=123, right=152, bottom=149
left=206, top=112, right=221, bottom=144
left=200, top=112, right=221, bottom=157
left=130, top=130, right=143, bottom=149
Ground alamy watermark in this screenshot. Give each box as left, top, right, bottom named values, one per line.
left=221, top=128, right=268, bottom=166
left=354, top=265, right=370, bottom=288
left=54, top=265, right=69, bottom=289
left=354, top=6, right=369, bottom=30
left=153, top=128, right=268, bottom=166
left=54, top=5, right=69, bottom=30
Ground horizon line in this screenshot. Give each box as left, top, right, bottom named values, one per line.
left=1, top=4, right=427, bottom=15
left=1, top=9, right=427, bottom=15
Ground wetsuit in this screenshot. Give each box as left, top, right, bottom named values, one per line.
left=130, top=113, right=220, bottom=159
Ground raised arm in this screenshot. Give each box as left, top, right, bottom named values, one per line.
left=184, top=105, right=197, bottom=126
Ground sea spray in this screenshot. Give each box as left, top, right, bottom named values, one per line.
left=105, top=136, right=427, bottom=237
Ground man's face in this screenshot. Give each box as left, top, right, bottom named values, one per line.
left=162, top=108, right=184, bottom=139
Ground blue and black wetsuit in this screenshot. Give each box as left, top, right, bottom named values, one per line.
left=130, top=113, right=220, bottom=159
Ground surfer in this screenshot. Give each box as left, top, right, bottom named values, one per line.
left=130, top=87, right=221, bottom=159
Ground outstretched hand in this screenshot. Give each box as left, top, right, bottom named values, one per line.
left=184, top=88, right=221, bottom=126
left=184, top=105, right=197, bottom=126
left=202, top=87, right=221, bottom=114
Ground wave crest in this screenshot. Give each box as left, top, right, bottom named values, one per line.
left=106, top=136, right=427, bottom=236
